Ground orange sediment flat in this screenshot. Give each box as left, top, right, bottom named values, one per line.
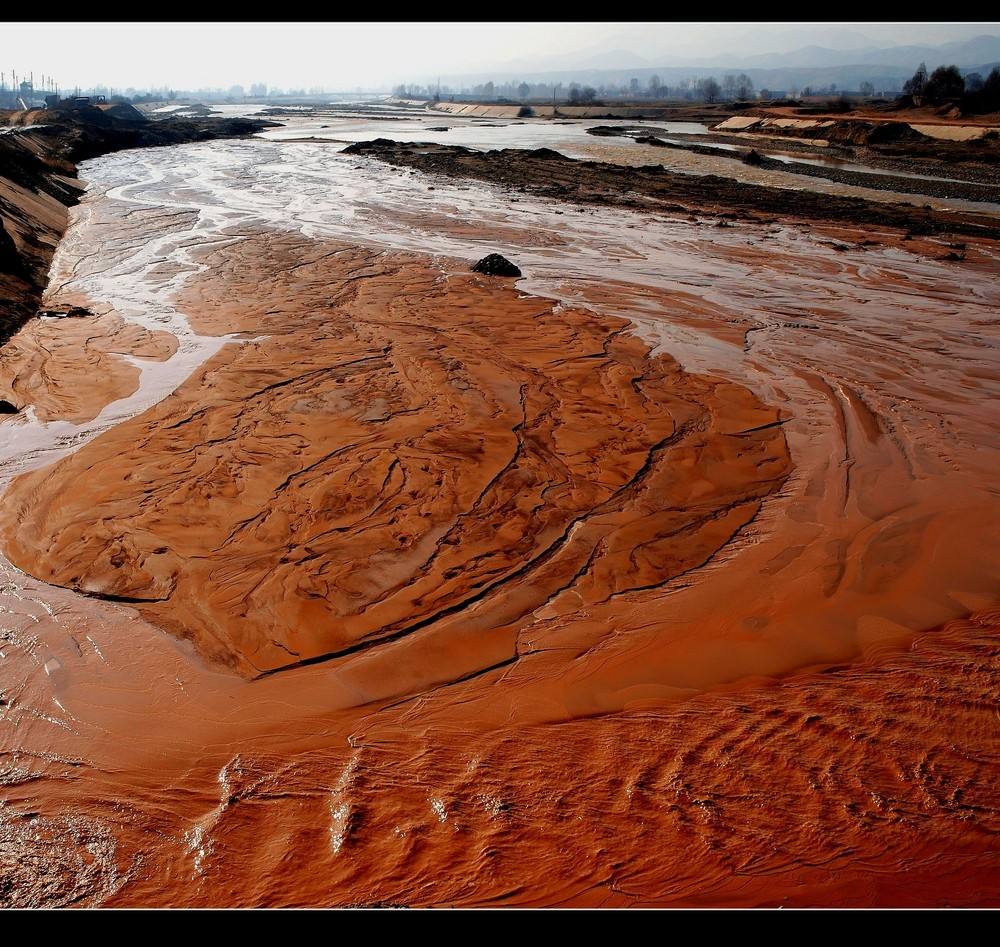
left=0, top=308, right=177, bottom=422
left=0, top=235, right=790, bottom=679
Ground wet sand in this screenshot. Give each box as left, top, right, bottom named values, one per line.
left=2, top=234, right=793, bottom=679
left=0, top=133, right=998, bottom=907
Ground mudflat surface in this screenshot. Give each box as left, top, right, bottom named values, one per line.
left=0, top=132, right=998, bottom=907
left=1, top=235, right=789, bottom=676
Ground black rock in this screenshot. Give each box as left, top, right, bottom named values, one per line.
left=742, top=149, right=764, bottom=166
left=37, top=306, right=92, bottom=319
left=0, top=221, right=24, bottom=276
left=472, top=254, right=521, bottom=277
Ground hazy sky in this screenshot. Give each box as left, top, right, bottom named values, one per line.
left=3, top=21, right=998, bottom=91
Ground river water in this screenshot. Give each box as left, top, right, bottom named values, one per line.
left=247, top=110, right=1000, bottom=215
left=1, top=122, right=998, bottom=906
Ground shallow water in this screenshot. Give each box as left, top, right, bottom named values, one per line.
left=764, top=150, right=994, bottom=186
left=259, top=116, right=710, bottom=151
left=5, top=132, right=990, bottom=482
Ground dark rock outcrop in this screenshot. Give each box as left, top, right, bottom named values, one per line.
left=472, top=254, right=521, bottom=277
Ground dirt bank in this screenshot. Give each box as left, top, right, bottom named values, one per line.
left=343, top=139, right=1000, bottom=243
left=586, top=124, right=1000, bottom=202
left=714, top=113, right=1000, bottom=186
left=0, top=111, right=274, bottom=347
left=388, top=98, right=735, bottom=123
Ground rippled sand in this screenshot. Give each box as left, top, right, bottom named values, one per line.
left=0, top=136, right=998, bottom=906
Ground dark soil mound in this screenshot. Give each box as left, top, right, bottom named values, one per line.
left=472, top=253, right=521, bottom=277
left=343, top=138, right=398, bottom=154
left=524, top=148, right=568, bottom=161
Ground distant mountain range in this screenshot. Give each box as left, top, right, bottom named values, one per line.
left=434, top=34, right=1000, bottom=92
left=697, top=34, right=1000, bottom=70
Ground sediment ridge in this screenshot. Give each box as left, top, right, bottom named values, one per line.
left=343, top=138, right=1000, bottom=241
left=0, top=235, right=791, bottom=677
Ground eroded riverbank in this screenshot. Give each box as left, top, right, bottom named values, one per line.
left=0, top=112, right=274, bottom=352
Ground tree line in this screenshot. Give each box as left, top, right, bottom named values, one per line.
left=393, top=63, right=1000, bottom=111
left=902, top=62, right=1000, bottom=113
left=392, top=73, right=765, bottom=105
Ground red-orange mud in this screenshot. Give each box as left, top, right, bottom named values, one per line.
left=0, top=151, right=998, bottom=907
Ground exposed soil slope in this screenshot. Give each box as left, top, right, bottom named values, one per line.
left=0, top=112, right=273, bottom=345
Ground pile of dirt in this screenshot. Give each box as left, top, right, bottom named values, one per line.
left=97, top=102, right=146, bottom=122
left=471, top=253, right=521, bottom=276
